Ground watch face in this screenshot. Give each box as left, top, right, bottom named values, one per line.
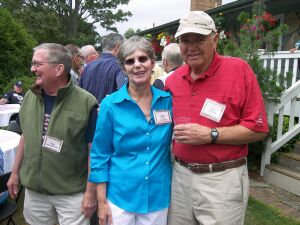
left=211, top=128, right=218, bottom=143
left=212, top=131, right=218, bottom=137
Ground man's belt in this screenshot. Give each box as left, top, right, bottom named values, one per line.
left=175, top=157, right=246, bottom=173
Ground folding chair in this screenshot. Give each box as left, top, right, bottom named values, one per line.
left=0, top=172, right=22, bottom=225
left=7, top=121, right=22, bottom=135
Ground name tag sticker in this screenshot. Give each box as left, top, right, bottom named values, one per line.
left=153, top=110, right=172, bottom=125
left=200, top=98, right=226, bottom=123
left=42, top=136, right=63, bottom=153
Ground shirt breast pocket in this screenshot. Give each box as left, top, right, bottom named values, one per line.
left=206, top=95, right=241, bottom=125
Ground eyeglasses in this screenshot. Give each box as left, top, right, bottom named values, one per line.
left=31, top=61, right=56, bottom=68
left=124, top=56, right=149, bottom=66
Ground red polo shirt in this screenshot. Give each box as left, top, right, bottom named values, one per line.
left=165, top=52, right=269, bottom=163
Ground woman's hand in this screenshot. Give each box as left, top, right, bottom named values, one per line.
left=98, top=200, right=113, bottom=225
left=97, top=183, right=113, bottom=225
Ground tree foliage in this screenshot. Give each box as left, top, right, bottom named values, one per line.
left=124, top=28, right=143, bottom=38
left=223, top=0, right=289, bottom=101
left=124, top=28, right=135, bottom=38
left=0, top=8, right=36, bottom=94
left=0, top=0, right=132, bottom=45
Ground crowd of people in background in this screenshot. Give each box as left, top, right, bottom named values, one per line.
left=1, top=10, right=272, bottom=225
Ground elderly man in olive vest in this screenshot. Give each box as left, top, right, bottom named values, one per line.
left=7, top=43, right=98, bottom=225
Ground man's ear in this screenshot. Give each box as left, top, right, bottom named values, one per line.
left=212, top=33, right=219, bottom=51
left=162, top=59, right=169, bottom=73
left=114, top=43, right=121, bottom=55
left=56, top=64, right=65, bottom=77
left=163, top=58, right=168, bottom=67
left=115, top=43, right=121, bottom=49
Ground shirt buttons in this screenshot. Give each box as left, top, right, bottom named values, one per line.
left=146, top=147, right=150, bottom=151
left=192, top=92, right=196, bottom=96
left=146, top=132, right=149, bottom=135
left=146, top=161, right=149, bottom=165
left=145, top=176, right=148, bottom=180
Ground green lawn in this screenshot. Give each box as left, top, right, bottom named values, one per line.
left=1, top=194, right=300, bottom=225
left=245, top=197, right=300, bottom=225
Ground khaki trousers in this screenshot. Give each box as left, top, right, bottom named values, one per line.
left=24, top=189, right=89, bottom=225
left=168, top=161, right=249, bottom=225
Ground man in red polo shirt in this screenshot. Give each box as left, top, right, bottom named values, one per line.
left=165, top=11, right=269, bottom=225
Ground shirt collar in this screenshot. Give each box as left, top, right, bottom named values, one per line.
left=112, top=84, right=170, bottom=104
left=30, top=76, right=74, bottom=100
left=101, top=52, right=116, bottom=59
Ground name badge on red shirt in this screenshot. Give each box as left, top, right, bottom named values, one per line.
left=200, top=98, right=226, bottom=123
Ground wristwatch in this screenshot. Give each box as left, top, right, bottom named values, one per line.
left=211, top=128, right=219, bottom=144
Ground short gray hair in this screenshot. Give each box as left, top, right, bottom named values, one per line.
left=161, top=43, right=183, bottom=66
left=118, top=36, right=156, bottom=68
left=80, top=45, right=97, bottom=57
left=33, top=43, right=72, bottom=75
left=101, top=33, right=124, bottom=52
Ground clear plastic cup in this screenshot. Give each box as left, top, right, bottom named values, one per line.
left=174, top=117, right=190, bottom=125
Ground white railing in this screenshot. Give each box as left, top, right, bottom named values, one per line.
left=259, top=50, right=300, bottom=86
left=260, top=50, right=300, bottom=176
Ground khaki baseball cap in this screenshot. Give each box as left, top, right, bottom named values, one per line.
left=175, top=11, right=217, bottom=38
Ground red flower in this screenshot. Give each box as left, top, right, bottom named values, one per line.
left=262, top=12, right=277, bottom=28
left=151, top=39, right=161, bottom=54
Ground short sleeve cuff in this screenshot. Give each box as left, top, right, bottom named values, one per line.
left=240, top=121, right=269, bottom=133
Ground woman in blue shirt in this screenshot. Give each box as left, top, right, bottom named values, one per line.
left=89, top=36, right=173, bottom=225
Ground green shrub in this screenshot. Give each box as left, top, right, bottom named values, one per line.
left=0, top=8, right=36, bottom=94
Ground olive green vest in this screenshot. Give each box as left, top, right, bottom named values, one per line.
left=19, top=80, right=98, bottom=194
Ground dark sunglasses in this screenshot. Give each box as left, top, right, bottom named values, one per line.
left=124, top=56, right=149, bottom=66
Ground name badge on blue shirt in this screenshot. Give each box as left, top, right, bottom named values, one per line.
left=153, top=110, right=172, bottom=125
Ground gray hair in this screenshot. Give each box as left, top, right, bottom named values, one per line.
left=161, top=43, right=183, bottom=67
left=118, top=36, right=156, bottom=68
left=101, top=33, right=124, bottom=52
left=33, top=43, right=72, bottom=75
left=80, top=45, right=97, bottom=57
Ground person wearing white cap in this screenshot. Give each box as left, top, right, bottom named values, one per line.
left=165, top=11, right=269, bottom=225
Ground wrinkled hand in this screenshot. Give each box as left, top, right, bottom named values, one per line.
left=7, top=172, right=20, bottom=199
left=81, top=190, right=97, bottom=218
left=173, top=123, right=211, bottom=145
left=98, top=200, right=113, bottom=225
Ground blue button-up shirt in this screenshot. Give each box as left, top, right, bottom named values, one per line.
left=79, top=53, right=127, bottom=103
left=89, top=85, right=173, bottom=213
